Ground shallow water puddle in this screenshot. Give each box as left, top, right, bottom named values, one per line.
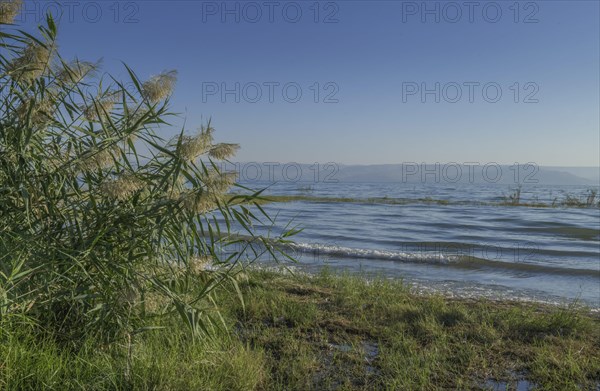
left=481, top=378, right=534, bottom=390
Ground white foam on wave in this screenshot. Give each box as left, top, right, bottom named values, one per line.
left=286, top=242, right=460, bottom=264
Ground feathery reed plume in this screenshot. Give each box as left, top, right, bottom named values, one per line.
left=56, top=60, right=98, bottom=84
left=204, top=170, right=238, bottom=193
left=141, top=70, right=177, bottom=103
left=177, top=128, right=214, bottom=161
left=16, top=97, right=56, bottom=128
left=101, top=174, right=144, bottom=201
left=181, top=190, right=221, bottom=214
left=125, top=104, right=152, bottom=127
left=199, top=123, right=215, bottom=136
left=78, top=148, right=116, bottom=171
left=0, top=0, right=22, bottom=24
left=8, top=39, right=55, bottom=81
left=189, top=255, right=212, bottom=273
left=208, top=143, right=240, bottom=160
left=84, top=99, right=115, bottom=121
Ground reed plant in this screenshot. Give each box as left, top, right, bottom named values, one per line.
left=0, top=7, right=290, bottom=348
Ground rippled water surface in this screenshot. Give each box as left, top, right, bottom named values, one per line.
left=236, top=182, right=600, bottom=308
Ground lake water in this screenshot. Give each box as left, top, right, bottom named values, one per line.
left=234, top=182, right=600, bottom=310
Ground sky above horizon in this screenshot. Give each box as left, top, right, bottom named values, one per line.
left=11, top=0, right=600, bottom=167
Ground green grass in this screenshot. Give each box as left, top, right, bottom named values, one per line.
left=2, top=269, right=598, bottom=390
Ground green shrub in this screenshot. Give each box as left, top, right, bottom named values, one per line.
left=0, top=8, right=289, bottom=346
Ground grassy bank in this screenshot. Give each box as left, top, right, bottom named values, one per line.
left=2, top=269, right=598, bottom=390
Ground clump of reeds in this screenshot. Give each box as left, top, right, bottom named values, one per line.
left=585, top=189, right=597, bottom=207
left=0, top=0, right=21, bottom=24
left=559, top=189, right=599, bottom=208
left=505, top=185, right=522, bottom=205
left=0, top=9, right=290, bottom=350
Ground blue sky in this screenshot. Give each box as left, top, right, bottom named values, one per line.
left=13, top=0, right=600, bottom=166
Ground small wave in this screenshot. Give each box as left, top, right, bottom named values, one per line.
left=460, top=256, right=600, bottom=277
left=286, top=242, right=460, bottom=264
left=285, top=242, right=600, bottom=277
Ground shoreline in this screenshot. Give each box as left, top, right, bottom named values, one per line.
left=2, top=268, right=599, bottom=389
left=242, top=263, right=600, bottom=314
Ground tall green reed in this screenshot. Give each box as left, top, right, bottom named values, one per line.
left=0, top=7, right=291, bottom=347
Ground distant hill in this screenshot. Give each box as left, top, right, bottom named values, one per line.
left=226, top=163, right=598, bottom=186
left=545, top=167, right=600, bottom=184
left=334, top=164, right=596, bottom=185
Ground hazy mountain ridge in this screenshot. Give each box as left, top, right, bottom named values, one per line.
left=228, top=163, right=599, bottom=186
